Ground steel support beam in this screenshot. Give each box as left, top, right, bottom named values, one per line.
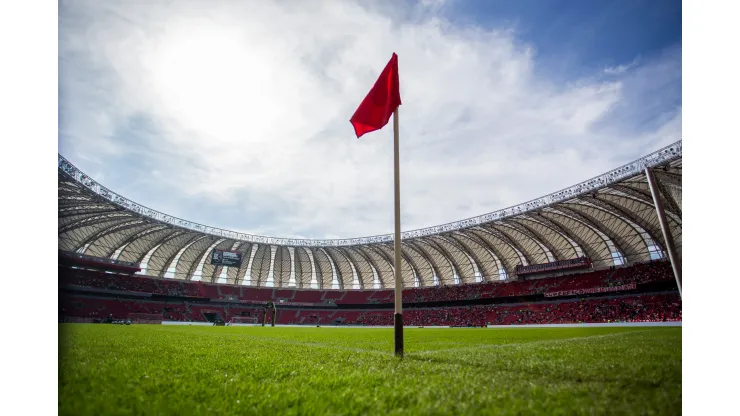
left=645, top=167, right=682, bottom=298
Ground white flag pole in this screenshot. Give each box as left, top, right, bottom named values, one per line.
left=392, top=107, right=404, bottom=357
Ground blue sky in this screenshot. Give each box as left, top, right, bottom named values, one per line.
left=445, top=0, right=681, bottom=71
left=58, top=0, right=681, bottom=240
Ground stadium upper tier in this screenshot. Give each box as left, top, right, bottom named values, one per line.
left=58, top=141, right=682, bottom=289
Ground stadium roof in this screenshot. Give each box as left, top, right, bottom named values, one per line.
left=59, top=141, right=681, bottom=289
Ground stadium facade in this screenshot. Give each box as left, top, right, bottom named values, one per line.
left=58, top=141, right=682, bottom=290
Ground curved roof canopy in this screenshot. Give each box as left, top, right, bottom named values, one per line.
left=59, top=141, right=682, bottom=289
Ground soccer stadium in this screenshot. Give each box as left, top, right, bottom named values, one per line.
left=59, top=142, right=682, bottom=414
left=56, top=1, right=686, bottom=415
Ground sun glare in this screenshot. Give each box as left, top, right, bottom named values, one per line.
left=147, top=24, right=279, bottom=146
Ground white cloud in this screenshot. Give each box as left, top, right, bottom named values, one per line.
left=604, top=61, right=638, bottom=75
left=58, top=0, right=682, bottom=239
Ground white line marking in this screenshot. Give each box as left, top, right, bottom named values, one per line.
left=212, top=329, right=653, bottom=357
left=409, top=330, right=650, bottom=356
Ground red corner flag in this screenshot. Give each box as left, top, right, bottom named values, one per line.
left=350, top=53, right=402, bottom=138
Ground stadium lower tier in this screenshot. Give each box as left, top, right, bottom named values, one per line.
left=59, top=292, right=681, bottom=326
left=60, top=260, right=676, bottom=305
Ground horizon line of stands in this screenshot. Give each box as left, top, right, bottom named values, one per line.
left=60, top=291, right=681, bottom=326
left=59, top=260, right=675, bottom=306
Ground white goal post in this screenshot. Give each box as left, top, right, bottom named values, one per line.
left=227, top=316, right=260, bottom=326
left=128, top=313, right=163, bottom=324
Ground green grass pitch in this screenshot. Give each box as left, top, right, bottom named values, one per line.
left=59, top=324, right=681, bottom=415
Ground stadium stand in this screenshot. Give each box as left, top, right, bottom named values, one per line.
left=59, top=257, right=680, bottom=326
left=58, top=143, right=682, bottom=328
left=60, top=260, right=673, bottom=304
left=347, top=293, right=682, bottom=326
